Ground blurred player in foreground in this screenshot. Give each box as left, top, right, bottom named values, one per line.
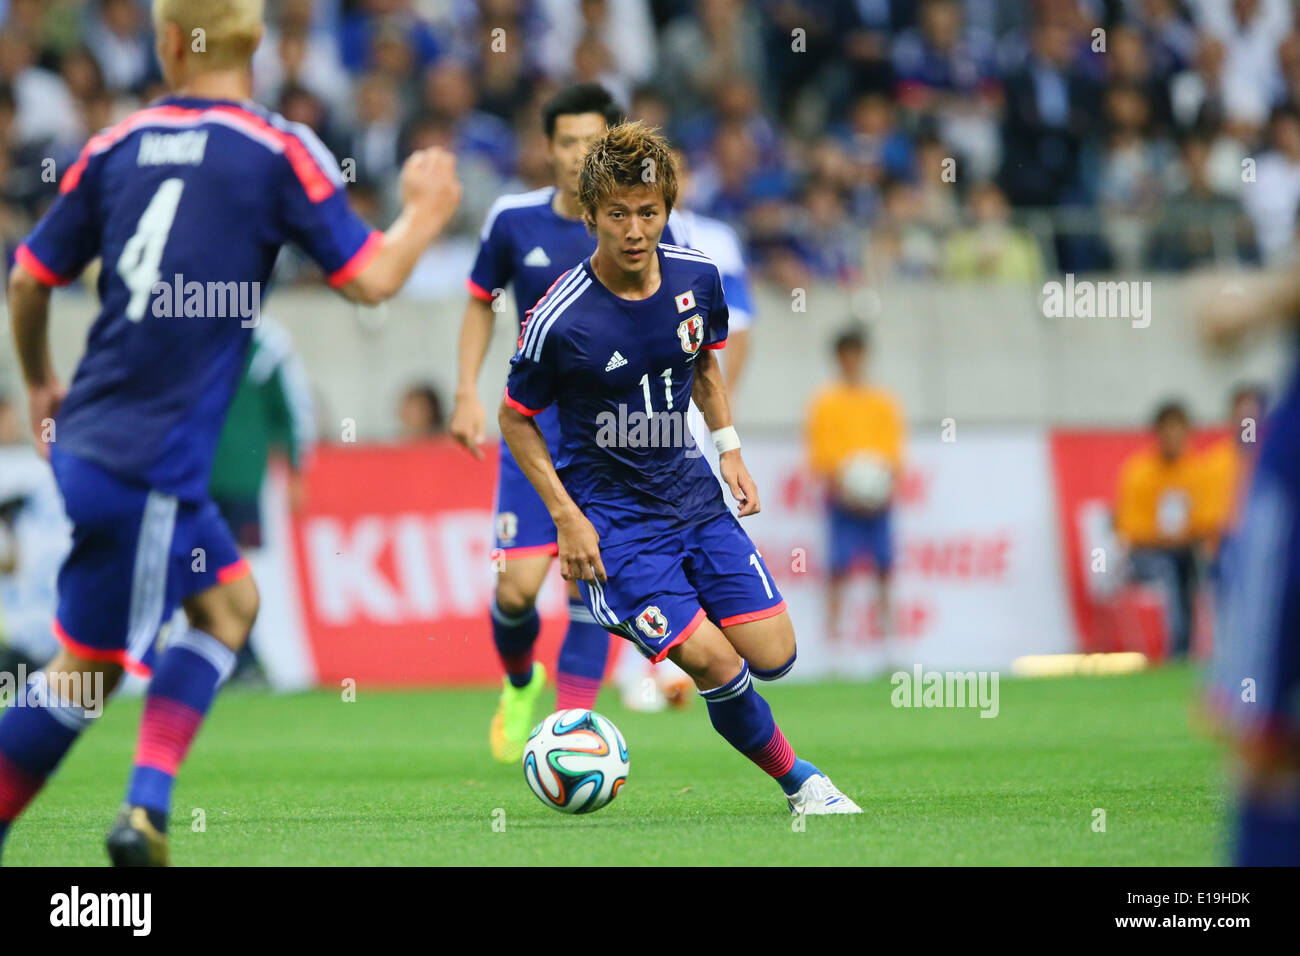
left=450, top=84, right=683, bottom=760
left=615, top=151, right=758, bottom=711
left=805, top=326, right=904, bottom=662
left=1200, top=273, right=1300, bottom=865
left=499, top=123, right=860, bottom=814
left=0, top=0, right=460, bottom=865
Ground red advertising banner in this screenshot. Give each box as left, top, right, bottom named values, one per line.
left=287, top=440, right=569, bottom=685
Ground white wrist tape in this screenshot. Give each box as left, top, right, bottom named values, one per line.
left=712, top=425, right=741, bottom=455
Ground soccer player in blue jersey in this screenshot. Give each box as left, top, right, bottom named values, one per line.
left=616, top=151, right=760, bottom=711
left=0, top=0, right=461, bottom=865
left=450, top=84, right=684, bottom=761
left=1200, top=273, right=1300, bottom=866
left=498, top=122, right=861, bottom=814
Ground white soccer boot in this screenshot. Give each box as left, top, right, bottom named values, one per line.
left=787, top=773, right=863, bottom=815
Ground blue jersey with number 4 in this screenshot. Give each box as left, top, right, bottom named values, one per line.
left=504, top=244, right=730, bottom=534
left=17, top=95, right=378, bottom=500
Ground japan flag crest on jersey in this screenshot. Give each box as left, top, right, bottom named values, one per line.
left=636, top=605, right=669, bottom=639
left=677, top=315, right=704, bottom=354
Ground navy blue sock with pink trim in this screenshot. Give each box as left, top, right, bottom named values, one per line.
left=556, top=601, right=610, bottom=710
left=700, top=663, right=819, bottom=795
left=126, top=628, right=236, bottom=822
left=491, top=598, right=540, bottom=688
left=0, top=673, right=94, bottom=855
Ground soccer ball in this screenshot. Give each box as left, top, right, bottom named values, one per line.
left=838, top=451, right=894, bottom=511
left=522, top=709, right=629, bottom=814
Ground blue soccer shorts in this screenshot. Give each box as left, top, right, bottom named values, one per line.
left=49, top=447, right=248, bottom=678
left=578, top=508, right=786, bottom=662
left=492, top=407, right=562, bottom=560
left=828, top=501, right=894, bottom=575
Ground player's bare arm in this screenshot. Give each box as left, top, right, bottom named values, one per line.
left=338, top=148, right=462, bottom=306
left=8, top=260, right=64, bottom=459
left=498, top=401, right=606, bottom=583
left=449, top=296, right=496, bottom=459
left=693, top=347, right=760, bottom=517
left=723, top=327, right=751, bottom=394
left=1199, top=269, right=1300, bottom=349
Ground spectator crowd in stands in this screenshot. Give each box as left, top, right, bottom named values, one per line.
left=1, top=0, right=1298, bottom=291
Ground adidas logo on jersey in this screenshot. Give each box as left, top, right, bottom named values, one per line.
left=605, top=351, right=628, bottom=372
left=523, top=246, right=551, bottom=267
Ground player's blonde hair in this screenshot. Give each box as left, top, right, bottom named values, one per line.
left=579, top=121, right=679, bottom=221
left=152, top=0, right=264, bottom=69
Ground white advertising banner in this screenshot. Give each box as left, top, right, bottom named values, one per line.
left=735, top=431, right=1078, bottom=679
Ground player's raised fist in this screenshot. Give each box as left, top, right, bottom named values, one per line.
left=400, top=147, right=462, bottom=222
left=1195, top=276, right=1254, bottom=351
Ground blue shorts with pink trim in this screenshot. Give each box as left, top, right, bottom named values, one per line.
left=577, top=508, right=786, bottom=663
left=492, top=406, right=563, bottom=559
left=49, top=447, right=249, bottom=678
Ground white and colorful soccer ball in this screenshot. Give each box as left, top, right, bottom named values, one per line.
left=522, top=709, right=629, bottom=814
left=838, top=451, right=894, bottom=511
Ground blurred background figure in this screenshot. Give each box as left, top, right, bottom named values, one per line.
left=398, top=382, right=447, bottom=439
left=805, top=325, right=905, bottom=672
left=1199, top=383, right=1269, bottom=561
left=208, top=319, right=317, bottom=685
left=0, top=390, right=67, bottom=674
left=944, top=180, right=1044, bottom=281
left=1242, top=106, right=1300, bottom=263
left=668, top=149, right=757, bottom=391
left=210, top=320, right=316, bottom=548
left=1114, top=401, right=1208, bottom=660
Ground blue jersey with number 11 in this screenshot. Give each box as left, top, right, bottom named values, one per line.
left=504, top=244, right=730, bottom=534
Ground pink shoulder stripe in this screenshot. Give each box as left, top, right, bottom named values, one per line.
left=59, top=103, right=337, bottom=203
left=15, top=244, right=71, bottom=287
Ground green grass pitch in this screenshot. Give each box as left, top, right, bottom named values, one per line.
left=2, top=664, right=1225, bottom=866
